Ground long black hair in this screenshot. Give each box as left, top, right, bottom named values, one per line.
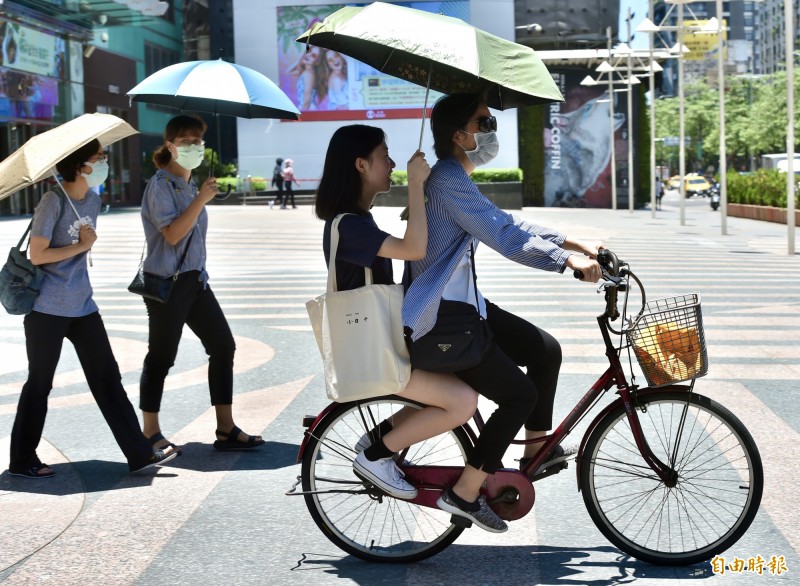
left=314, top=124, right=386, bottom=221
left=430, top=93, right=482, bottom=160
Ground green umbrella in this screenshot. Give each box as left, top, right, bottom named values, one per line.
left=295, top=2, right=564, bottom=111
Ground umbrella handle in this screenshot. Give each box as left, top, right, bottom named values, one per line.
left=418, top=64, right=433, bottom=151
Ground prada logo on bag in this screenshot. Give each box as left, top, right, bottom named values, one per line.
left=437, top=344, right=452, bottom=352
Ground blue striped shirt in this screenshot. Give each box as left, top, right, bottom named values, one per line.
left=403, top=158, right=573, bottom=340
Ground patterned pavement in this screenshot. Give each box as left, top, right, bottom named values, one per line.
left=0, top=193, right=797, bottom=585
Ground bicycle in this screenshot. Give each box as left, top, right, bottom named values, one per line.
left=287, top=249, right=763, bottom=565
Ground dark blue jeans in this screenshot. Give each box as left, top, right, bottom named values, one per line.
left=139, top=271, right=235, bottom=413
left=10, top=311, right=153, bottom=472
left=455, top=300, right=561, bottom=473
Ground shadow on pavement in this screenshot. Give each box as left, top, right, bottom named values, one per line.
left=291, top=545, right=716, bottom=584
left=0, top=458, right=172, bottom=495
left=148, top=440, right=299, bottom=473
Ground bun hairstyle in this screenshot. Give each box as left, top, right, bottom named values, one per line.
left=56, top=139, right=101, bottom=182
left=152, top=114, right=208, bottom=169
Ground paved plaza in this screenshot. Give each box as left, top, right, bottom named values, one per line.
left=0, top=192, right=798, bottom=585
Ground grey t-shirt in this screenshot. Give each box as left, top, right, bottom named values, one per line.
left=30, top=189, right=100, bottom=317
left=141, top=169, right=209, bottom=284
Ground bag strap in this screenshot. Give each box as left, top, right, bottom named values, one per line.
left=327, top=213, right=372, bottom=293
left=136, top=228, right=195, bottom=280
left=19, top=190, right=67, bottom=252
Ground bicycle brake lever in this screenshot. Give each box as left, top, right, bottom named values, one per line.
left=597, top=279, right=619, bottom=293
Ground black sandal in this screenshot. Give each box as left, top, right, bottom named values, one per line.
left=213, top=425, right=265, bottom=451
left=146, top=432, right=182, bottom=456
left=9, top=464, right=55, bottom=479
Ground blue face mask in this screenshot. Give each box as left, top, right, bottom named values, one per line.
left=81, top=159, right=109, bottom=188
left=461, top=131, right=499, bottom=167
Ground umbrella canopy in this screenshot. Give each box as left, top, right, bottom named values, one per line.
left=0, top=112, right=138, bottom=202
left=296, top=2, right=563, bottom=110
left=127, top=59, right=301, bottom=120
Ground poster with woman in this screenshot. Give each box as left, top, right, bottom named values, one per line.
left=276, top=2, right=468, bottom=121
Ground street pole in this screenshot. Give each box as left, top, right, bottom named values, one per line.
left=649, top=0, right=657, bottom=218
left=787, top=0, right=796, bottom=255
left=627, top=7, right=635, bottom=214
left=717, top=0, right=728, bottom=235
left=678, top=1, right=686, bottom=225
left=607, top=26, right=617, bottom=211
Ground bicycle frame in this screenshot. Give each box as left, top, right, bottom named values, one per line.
left=295, top=249, right=692, bottom=515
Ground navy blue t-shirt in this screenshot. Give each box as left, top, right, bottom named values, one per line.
left=323, top=213, right=393, bottom=291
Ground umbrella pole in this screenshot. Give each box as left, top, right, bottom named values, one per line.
left=417, top=64, right=433, bottom=151
left=51, top=170, right=92, bottom=267
left=212, top=112, right=221, bottom=179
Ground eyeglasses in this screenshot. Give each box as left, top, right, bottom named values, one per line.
left=89, top=153, right=108, bottom=163
left=172, top=138, right=205, bottom=147
left=476, top=116, right=497, bottom=133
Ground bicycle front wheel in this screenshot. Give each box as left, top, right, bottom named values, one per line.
left=580, top=391, right=763, bottom=565
left=301, top=397, right=472, bottom=563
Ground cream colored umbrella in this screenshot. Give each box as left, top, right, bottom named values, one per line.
left=0, top=112, right=138, bottom=201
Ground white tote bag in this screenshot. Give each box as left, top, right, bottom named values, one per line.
left=306, top=214, right=411, bottom=402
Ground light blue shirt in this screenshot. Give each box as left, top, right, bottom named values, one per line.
left=141, top=169, right=209, bottom=285
left=403, top=158, right=573, bottom=340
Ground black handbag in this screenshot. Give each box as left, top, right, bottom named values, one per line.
left=0, top=195, right=65, bottom=315
left=128, top=231, right=194, bottom=304
left=408, top=244, right=493, bottom=372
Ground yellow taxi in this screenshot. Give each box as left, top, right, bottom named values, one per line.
left=684, top=174, right=711, bottom=197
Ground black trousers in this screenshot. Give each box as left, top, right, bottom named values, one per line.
left=10, top=311, right=153, bottom=472
left=273, top=177, right=284, bottom=205
left=283, top=183, right=295, bottom=207
left=455, top=300, right=561, bottom=473
left=139, top=271, right=235, bottom=413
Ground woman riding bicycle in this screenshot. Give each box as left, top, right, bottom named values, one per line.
left=314, top=124, right=479, bottom=500
left=404, top=93, right=603, bottom=532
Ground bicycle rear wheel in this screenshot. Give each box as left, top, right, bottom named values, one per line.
left=301, top=397, right=472, bottom=562
left=580, top=391, right=763, bottom=565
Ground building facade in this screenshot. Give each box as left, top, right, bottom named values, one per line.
left=0, top=0, right=183, bottom=216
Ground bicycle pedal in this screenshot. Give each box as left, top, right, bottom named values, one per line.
left=531, top=461, right=569, bottom=482
left=450, top=514, right=473, bottom=529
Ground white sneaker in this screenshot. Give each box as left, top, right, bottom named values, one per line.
left=353, top=452, right=418, bottom=499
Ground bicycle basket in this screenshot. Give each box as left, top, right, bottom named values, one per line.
left=627, top=293, right=708, bottom=387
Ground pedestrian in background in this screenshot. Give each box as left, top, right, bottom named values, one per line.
left=281, top=158, right=300, bottom=209
left=270, top=157, right=285, bottom=209
left=656, top=176, right=664, bottom=210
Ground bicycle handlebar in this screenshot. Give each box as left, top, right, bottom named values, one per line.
left=573, top=249, right=626, bottom=322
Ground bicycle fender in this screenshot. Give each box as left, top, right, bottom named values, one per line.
left=297, top=402, right=340, bottom=463
left=575, top=384, right=693, bottom=490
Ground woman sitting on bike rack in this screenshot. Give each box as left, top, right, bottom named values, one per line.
left=403, top=93, right=604, bottom=533
left=314, top=124, right=479, bottom=501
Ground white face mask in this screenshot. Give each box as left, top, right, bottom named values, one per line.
left=174, top=144, right=205, bottom=170
left=81, top=159, right=109, bottom=188
left=461, top=131, right=499, bottom=167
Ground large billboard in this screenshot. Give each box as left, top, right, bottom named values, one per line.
left=544, top=71, right=627, bottom=208
left=275, top=2, right=469, bottom=121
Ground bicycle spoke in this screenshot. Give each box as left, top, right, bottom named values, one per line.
left=581, top=393, right=762, bottom=564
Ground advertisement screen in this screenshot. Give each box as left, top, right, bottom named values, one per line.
left=276, top=2, right=469, bottom=121
left=544, top=71, right=627, bottom=209
left=0, top=67, right=59, bottom=120
left=0, top=19, right=66, bottom=78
